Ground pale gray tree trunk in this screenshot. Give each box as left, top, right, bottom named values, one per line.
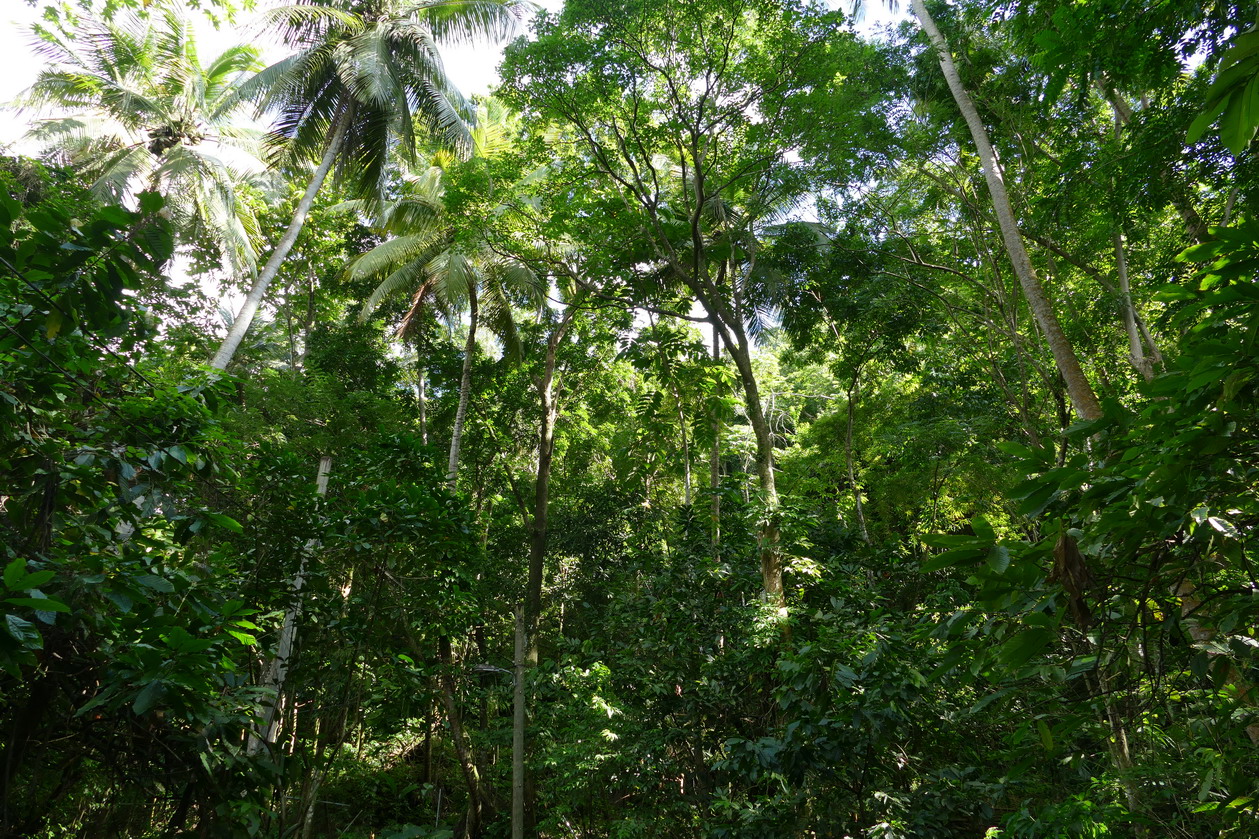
left=211, top=118, right=349, bottom=371
left=911, top=0, right=1103, bottom=420
left=417, top=368, right=429, bottom=445
left=1113, top=232, right=1155, bottom=381
left=249, top=455, right=332, bottom=755
left=1100, top=83, right=1207, bottom=243
left=675, top=390, right=692, bottom=506
left=447, top=289, right=479, bottom=485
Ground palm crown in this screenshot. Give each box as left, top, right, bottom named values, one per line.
left=240, top=0, right=532, bottom=193
left=210, top=0, right=532, bottom=370
left=21, top=8, right=269, bottom=277
left=348, top=100, right=543, bottom=481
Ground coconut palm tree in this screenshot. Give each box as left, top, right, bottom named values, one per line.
left=20, top=7, right=268, bottom=277
left=348, top=104, right=542, bottom=483
left=210, top=0, right=532, bottom=371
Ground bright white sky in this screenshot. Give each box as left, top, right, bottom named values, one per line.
left=0, top=0, right=904, bottom=150
left=0, top=0, right=570, bottom=149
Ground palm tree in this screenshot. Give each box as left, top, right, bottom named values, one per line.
left=19, top=7, right=268, bottom=277
left=349, top=102, right=542, bottom=483
left=210, top=0, right=532, bottom=371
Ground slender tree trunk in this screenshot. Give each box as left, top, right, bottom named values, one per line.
left=525, top=304, right=581, bottom=643
left=912, top=0, right=1103, bottom=421
left=675, top=391, right=692, bottom=506
left=211, top=117, right=349, bottom=371
left=249, top=456, right=332, bottom=755
left=510, top=605, right=526, bottom=839
left=710, top=327, right=721, bottom=560
left=418, top=372, right=428, bottom=444
left=720, top=325, right=782, bottom=604
left=448, top=290, right=479, bottom=485
left=514, top=305, right=579, bottom=839
left=1113, top=232, right=1153, bottom=381
left=439, top=636, right=486, bottom=837
left=845, top=368, right=871, bottom=545
left=1101, top=84, right=1208, bottom=244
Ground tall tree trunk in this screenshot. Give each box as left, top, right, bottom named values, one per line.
left=1100, top=83, right=1208, bottom=243
left=514, top=303, right=580, bottom=839
left=439, top=636, right=487, bottom=837
left=211, top=117, right=349, bottom=371
left=1113, top=232, right=1155, bottom=381
left=710, top=327, right=721, bottom=560
left=510, top=605, right=526, bottom=839
left=416, top=350, right=429, bottom=445
left=912, top=0, right=1103, bottom=421
left=448, top=290, right=479, bottom=485
left=525, top=306, right=577, bottom=646
left=249, top=456, right=332, bottom=755
left=720, top=324, right=782, bottom=604
left=675, top=390, right=692, bottom=507
left=845, top=368, right=871, bottom=545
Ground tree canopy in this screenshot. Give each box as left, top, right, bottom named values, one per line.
left=3, top=1, right=1259, bottom=837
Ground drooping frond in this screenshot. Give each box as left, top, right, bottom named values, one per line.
left=480, top=277, right=522, bottom=361
left=253, top=4, right=364, bottom=49
left=360, top=258, right=433, bottom=320
left=399, top=273, right=441, bottom=336
left=412, top=0, right=532, bottom=46
left=349, top=229, right=451, bottom=285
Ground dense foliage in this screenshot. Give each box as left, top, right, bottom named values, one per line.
left=3, top=0, right=1258, bottom=837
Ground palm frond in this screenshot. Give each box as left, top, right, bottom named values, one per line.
left=348, top=230, right=450, bottom=281
left=411, top=0, right=532, bottom=45
left=479, top=276, right=523, bottom=361
left=360, top=258, right=431, bottom=318
left=254, top=4, right=364, bottom=49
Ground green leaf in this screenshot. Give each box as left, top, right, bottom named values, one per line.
left=994, top=440, right=1034, bottom=459
left=999, top=627, right=1052, bottom=668
left=161, top=627, right=215, bottom=653
left=3, top=558, right=25, bottom=590
left=20, top=571, right=55, bottom=589
left=105, top=591, right=134, bottom=613
left=4, top=614, right=42, bottom=649
left=137, top=191, right=165, bottom=215
left=1208, top=516, right=1241, bottom=538
left=1023, top=611, right=1057, bottom=628
left=970, top=687, right=1011, bottom=714
left=1036, top=719, right=1054, bottom=752
left=44, top=309, right=65, bottom=340
left=922, top=547, right=986, bottom=573
left=205, top=512, right=244, bottom=534
left=132, top=680, right=165, bottom=715
left=1188, top=96, right=1231, bottom=144
left=0, top=192, right=21, bottom=227
left=4, top=596, right=71, bottom=613
left=135, top=574, right=175, bottom=594
left=970, top=516, right=996, bottom=543
left=922, top=533, right=983, bottom=548
left=986, top=544, right=1011, bottom=574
